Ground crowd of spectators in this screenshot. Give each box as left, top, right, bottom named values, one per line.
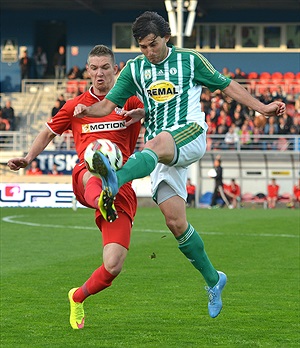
left=201, top=70, right=300, bottom=151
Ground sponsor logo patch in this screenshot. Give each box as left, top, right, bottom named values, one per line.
left=147, top=80, right=179, bottom=103
left=82, top=120, right=126, bottom=133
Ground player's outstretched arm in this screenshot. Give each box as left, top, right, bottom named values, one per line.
left=7, top=127, right=56, bottom=171
left=73, top=99, right=117, bottom=118
left=222, top=80, right=286, bottom=118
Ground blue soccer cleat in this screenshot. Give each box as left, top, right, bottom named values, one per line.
left=205, top=271, right=227, bottom=318
left=92, top=150, right=119, bottom=222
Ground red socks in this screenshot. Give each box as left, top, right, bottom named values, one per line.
left=73, top=265, right=116, bottom=303
left=84, top=176, right=102, bottom=208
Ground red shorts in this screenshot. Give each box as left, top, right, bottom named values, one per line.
left=96, top=212, right=132, bottom=249
left=72, top=162, right=137, bottom=249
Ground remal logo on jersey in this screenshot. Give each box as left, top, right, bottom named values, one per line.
left=147, top=80, right=179, bottom=103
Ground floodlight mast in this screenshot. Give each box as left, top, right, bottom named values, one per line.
left=165, top=0, right=198, bottom=47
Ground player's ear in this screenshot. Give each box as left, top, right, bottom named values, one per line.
left=164, top=35, right=171, bottom=43
left=113, top=64, right=119, bottom=75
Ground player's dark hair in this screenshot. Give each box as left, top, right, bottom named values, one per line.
left=132, top=11, right=171, bottom=41
left=87, top=45, right=115, bottom=65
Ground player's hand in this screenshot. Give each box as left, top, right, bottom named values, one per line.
left=7, top=158, right=28, bottom=171
left=73, top=104, right=88, bottom=118
left=262, top=101, right=286, bottom=118
left=121, top=108, right=145, bottom=126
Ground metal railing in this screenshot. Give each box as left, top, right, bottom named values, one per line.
left=1, top=131, right=298, bottom=155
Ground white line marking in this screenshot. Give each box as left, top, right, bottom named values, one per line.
left=2, top=215, right=298, bottom=239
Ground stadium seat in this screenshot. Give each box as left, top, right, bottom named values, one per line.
left=258, top=72, right=271, bottom=94
left=283, top=71, right=295, bottom=82
left=247, top=72, right=259, bottom=94
left=247, top=72, right=259, bottom=79
left=278, top=193, right=291, bottom=205
left=78, top=80, right=88, bottom=93
left=252, top=193, right=267, bottom=209
left=283, top=72, right=296, bottom=93
left=66, top=80, right=79, bottom=93
left=241, top=192, right=254, bottom=202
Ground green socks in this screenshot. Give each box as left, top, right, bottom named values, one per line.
left=116, top=149, right=158, bottom=188
left=177, top=224, right=219, bottom=287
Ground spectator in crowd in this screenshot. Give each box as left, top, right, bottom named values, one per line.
left=2, top=99, right=16, bottom=130
left=186, top=178, right=196, bottom=207
left=232, top=110, right=244, bottom=130
left=0, top=106, right=10, bottom=131
left=233, top=103, right=249, bottom=120
left=251, top=126, right=263, bottom=150
left=267, top=178, right=279, bottom=209
left=239, top=123, right=252, bottom=149
left=26, top=160, right=43, bottom=175
left=224, top=124, right=239, bottom=150
left=53, top=46, right=66, bottom=79
left=222, top=67, right=233, bottom=78
left=19, top=50, right=31, bottom=80
left=67, top=65, right=82, bottom=79
left=224, top=179, right=241, bottom=208
left=259, top=89, right=273, bottom=105
left=272, top=86, right=286, bottom=103
left=33, top=46, right=48, bottom=79
left=58, top=94, right=66, bottom=108
left=51, top=99, right=61, bottom=118
left=278, top=116, right=290, bottom=134
left=282, top=111, right=293, bottom=130
left=233, top=67, right=246, bottom=80
left=48, top=163, right=63, bottom=175
left=264, top=116, right=278, bottom=135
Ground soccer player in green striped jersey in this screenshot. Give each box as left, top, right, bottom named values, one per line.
left=74, top=11, right=286, bottom=318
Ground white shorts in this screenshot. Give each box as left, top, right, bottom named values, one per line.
left=152, top=125, right=206, bottom=204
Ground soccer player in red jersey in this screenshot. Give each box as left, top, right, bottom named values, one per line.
left=7, top=45, right=144, bottom=329
left=224, top=179, right=241, bottom=208
left=267, top=178, right=280, bottom=209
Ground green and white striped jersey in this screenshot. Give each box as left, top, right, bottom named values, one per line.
left=106, top=45, right=231, bottom=141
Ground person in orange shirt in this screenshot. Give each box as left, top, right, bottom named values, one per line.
left=224, top=179, right=241, bottom=208
left=26, top=160, right=43, bottom=175
left=186, top=178, right=196, bottom=207
left=267, top=178, right=279, bottom=209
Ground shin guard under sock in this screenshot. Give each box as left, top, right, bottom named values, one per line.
left=84, top=176, right=102, bottom=208
left=116, top=149, right=158, bottom=188
left=73, top=265, right=116, bottom=302
left=177, top=224, right=219, bottom=287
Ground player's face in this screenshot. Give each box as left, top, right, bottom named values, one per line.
left=138, top=34, right=170, bottom=64
left=86, top=56, right=118, bottom=95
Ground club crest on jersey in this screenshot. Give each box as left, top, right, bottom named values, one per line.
left=144, top=69, right=152, bottom=80
left=147, top=80, right=179, bottom=103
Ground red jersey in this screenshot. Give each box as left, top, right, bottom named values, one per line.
left=186, top=184, right=195, bottom=195
left=228, top=183, right=240, bottom=196
left=267, top=184, right=279, bottom=198
left=46, top=87, right=143, bottom=220
left=27, top=168, right=43, bottom=175
left=293, top=184, right=300, bottom=199
left=47, top=87, right=143, bottom=163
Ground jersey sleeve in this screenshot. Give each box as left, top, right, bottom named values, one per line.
left=106, top=61, right=140, bottom=107
left=46, top=100, right=73, bottom=135
left=193, top=52, right=231, bottom=92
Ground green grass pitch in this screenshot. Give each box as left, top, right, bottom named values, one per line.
left=1, top=207, right=299, bottom=347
